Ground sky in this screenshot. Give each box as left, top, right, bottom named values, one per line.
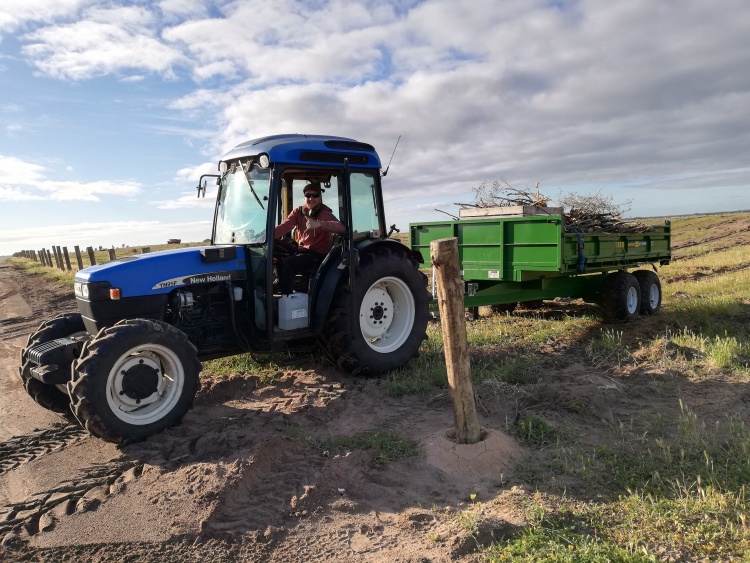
left=1, top=0, right=749, bottom=257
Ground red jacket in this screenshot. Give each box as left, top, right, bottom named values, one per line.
left=274, top=205, right=345, bottom=254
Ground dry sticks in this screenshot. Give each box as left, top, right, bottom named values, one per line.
left=458, top=181, right=652, bottom=233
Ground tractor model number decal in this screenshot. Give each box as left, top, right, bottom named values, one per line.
left=152, top=270, right=246, bottom=290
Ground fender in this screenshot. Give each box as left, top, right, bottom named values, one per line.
left=311, top=238, right=417, bottom=333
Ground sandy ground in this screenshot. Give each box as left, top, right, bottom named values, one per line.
left=0, top=262, right=527, bottom=562
left=3, top=216, right=749, bottom=562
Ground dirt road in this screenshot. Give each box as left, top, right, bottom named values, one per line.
left=0, top=261, right=525, bottom=562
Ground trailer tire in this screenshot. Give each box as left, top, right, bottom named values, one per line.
left=633, top=270, right=662, bottom=315
left=320, top=247, right=429, bottom=375
left=68, top=319, right=201, bottom=443
left=599, top=271, right=641, bottom=323
left=18, top=313, right=86, bottom=414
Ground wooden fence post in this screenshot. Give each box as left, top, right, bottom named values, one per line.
left=62, top=247, right=72, bottom=271
left=74, top=246, right=84, bottom=270
left=86, top=247, right=96, bottom=266
left=45, top=249, right=52, bottom=267
left=430, top=237, right=481, bottom=444
left=54, top=246, right=63, bottom=270
left=107, top=248, right=117, bottom=261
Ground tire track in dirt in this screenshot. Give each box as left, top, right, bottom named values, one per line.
left=0, top=423, right=86, bottom=476
left=0, top=460, right=142, bottom=538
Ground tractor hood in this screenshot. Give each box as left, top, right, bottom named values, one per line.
left=74, top=246, right=247, bottom=299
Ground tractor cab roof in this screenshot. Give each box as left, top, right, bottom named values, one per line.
left=220, top=134, right=382, bottom=169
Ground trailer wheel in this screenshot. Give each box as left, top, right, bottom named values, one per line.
left=633, top=270, right=662, bottom=315
left=68, top=319, right=201, bottom=443
left=599, top=271, right=640, bottom=323
left=18, top=313, right=86, bottom=414
left=320, top=247, right=430, bottom=375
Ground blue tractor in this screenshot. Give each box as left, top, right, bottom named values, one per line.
left=19, top=135, right=430, bottom=443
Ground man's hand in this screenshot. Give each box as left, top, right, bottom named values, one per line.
left=306, top=217, right=322, bottom=230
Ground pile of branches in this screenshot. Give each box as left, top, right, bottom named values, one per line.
left=469, top=180, right=548, bottom=208
left=458, top=181, right=652, bottom=233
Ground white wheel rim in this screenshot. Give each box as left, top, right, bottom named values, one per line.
left=648, top=284, right=659, bottom=308
left=105, top=343, right=185, bottom=426
left=359, top=276, right=415, bottom=353
left=626, top=286, right=639, bottom=314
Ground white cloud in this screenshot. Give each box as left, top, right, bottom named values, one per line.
left=0, top=154, right=142, bottom=202
left=21, top=5, right=185, bottom=80
left=0, top=0, right=87, bottom=33
left=0, top=186, right=43, bottom=201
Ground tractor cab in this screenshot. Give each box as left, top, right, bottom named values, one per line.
left=204, top=134, right=388, bottom=348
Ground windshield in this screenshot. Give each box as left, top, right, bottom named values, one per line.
left=214, top=162, right=270, bottom=244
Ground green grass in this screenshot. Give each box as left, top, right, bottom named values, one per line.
left=284, top=426, right=421, bottom=465
left=201, top=352, right=284, bottom=380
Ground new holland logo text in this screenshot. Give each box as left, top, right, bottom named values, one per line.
left=187, top=274, right=231, bottom=284
left=152, top=270, right=244, bottom=290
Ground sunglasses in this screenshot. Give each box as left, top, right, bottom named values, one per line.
left=304, top=193, right=320, bottom=198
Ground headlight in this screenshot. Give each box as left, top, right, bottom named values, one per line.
left=258, top=154, right=270, bottom=168
left=74, top=281, right=111, bottom=301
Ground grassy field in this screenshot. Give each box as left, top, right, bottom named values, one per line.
left=8, top=212, right=750, bottom=559
left=396, top=212, right=750, bottom=560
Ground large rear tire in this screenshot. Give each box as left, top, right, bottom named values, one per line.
left=320, top=247, right=430, bottom=375
left=633, top=270, right=662, bottom=315
left=599, top=271, right=641, bottom=323
left=68, top=319, right=201, bottom=443
left=18, top=313, right=86, bottom=414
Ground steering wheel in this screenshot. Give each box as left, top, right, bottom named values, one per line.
left=273, top=237, right=299, bottom=257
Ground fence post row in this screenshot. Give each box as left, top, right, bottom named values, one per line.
left=13, top=243, right=151, bottom=270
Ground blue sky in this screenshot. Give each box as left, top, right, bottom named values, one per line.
left=1, top=0, right=749, bottom=256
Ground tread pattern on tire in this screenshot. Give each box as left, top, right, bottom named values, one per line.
left=68, top=318, right=201, bottom=444
left=319, top=247, right=430, bottom=376
left=633, top=269, right=662, bottom=315
left=18, top=313, right=86, bottom=414
left=599, top=271, right=640, bottom=323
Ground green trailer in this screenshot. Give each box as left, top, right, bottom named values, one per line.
left=409, top=212, right=671, bottom=322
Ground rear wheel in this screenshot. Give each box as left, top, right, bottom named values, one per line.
left=320, top=247, right=430, bottom=375
left=599, top=271, right=640, bottom=323
left=68, top=319, right=201, bottom=443
left=18, top=313, right=86, bottom=414
left=633, top=270, right=662, bottom=315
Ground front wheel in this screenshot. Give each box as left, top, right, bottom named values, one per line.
left=68, top=319, right=201, bottom=443
left=320, top=248, right=430, bottom=375
left=598, top=271, right=640, bottom=323
left=633, top=270, right=662, bottom=315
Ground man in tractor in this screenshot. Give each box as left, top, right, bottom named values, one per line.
left=274, top=182, right=345, bottom=295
